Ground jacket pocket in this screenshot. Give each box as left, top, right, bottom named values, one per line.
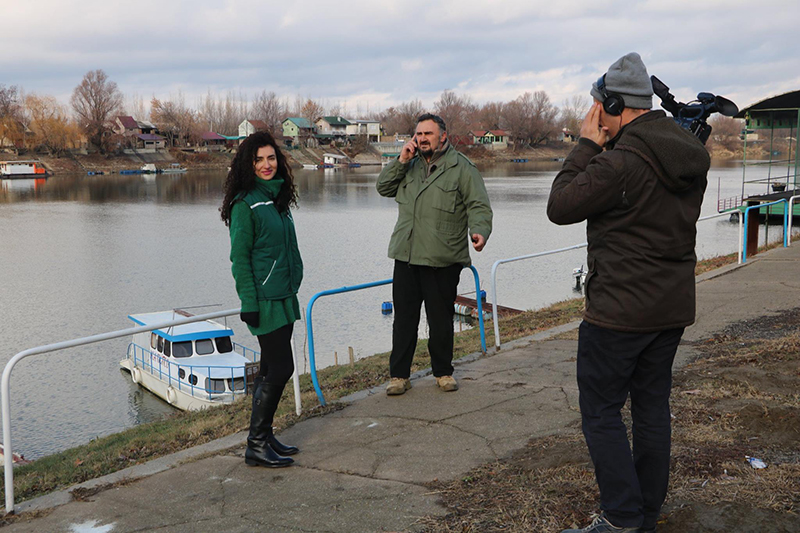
left=260, top=259, right=277, bottom=286
left=431, top=180, right=457, bottom=213
left=395, top=182, right=410, bottom=204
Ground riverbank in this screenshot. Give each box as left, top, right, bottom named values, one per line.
left=3, top=142, right=576, bottom=176
left=0, top=250, right=750, bottom=512
left=3, top=243, right=799, bottom=531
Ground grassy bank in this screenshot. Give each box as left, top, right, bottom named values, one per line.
left=0, top=250, right=748, bottom=509
left=418, top=307, right=800, bottom=532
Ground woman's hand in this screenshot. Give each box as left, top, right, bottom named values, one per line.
left=240, top=311, right=260, bottom=328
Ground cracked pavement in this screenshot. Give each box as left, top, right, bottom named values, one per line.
left=6, top=244, right=800, bottom=532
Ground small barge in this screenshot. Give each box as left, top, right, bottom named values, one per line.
left=0, top=160, right=49, bottom=179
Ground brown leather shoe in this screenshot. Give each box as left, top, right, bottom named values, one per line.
left=386, top=377, right=411, bottom=395
left=435, top=375, right=458, bottom=391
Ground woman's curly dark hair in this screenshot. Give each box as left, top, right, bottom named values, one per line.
left=220, top=131, right=298, bottom=226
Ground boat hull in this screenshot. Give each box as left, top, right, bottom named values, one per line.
left=120, top=358, right=246, bottom=411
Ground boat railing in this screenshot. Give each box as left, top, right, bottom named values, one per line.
left=126, top=343, right=246, bottom=401
left=305, top=265, right=486, bottom=407
left=1, top=308, right=243, bottom=514
left=232, top=342, right=259, bottom=363
left=490, top=212, right=752, bottom=350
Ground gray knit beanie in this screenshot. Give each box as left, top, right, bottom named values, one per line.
left=590, top=52, right=653, bottom=109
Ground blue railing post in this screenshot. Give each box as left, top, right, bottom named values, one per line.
left=467, top=265, right=487, bottom=354
left=305, top=269, right=487, bottom=407
left=742, top=199, right=789, bottom=263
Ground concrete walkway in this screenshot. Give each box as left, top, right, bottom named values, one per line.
left=6, top=244, right=800, bottom=532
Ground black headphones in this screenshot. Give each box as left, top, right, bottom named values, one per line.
left=596, top=74, right=625, bottom=116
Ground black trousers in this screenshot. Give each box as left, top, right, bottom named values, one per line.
left=390, top=260, right=462, bottom=379
left=577, top=321, right=684, bottom=530
left=256, top=323, right=295, bottom=387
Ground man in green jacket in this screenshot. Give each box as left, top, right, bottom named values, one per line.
left=377, top=113, right=492, bottom=396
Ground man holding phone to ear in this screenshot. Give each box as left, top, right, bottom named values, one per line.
left=377, top=113, right=492, bottom=396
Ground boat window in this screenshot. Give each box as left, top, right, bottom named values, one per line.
left=215, top=337, right=233, bottom=353
left=178, top=368, right=185, bottom=380
left=195, top=339, right=214, bottom=355
left=164, top=340, right=171, bottom=357
left=207, top=378, right=226, bottom=393
left=189, top=374, right=198, bottom=385
left=157, top=336, right=164, bottom=353
left=230, top=377, right=245, bottom=391
left=151, top=333, right=157, bottom=349
left=172, top=341, right=193, bottom=358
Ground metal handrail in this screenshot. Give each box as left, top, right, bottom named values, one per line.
left=2, top=307, right=256, bottom=514
left=490, top=243, right=587, bottom=350
left=787, top=195, right=800, bottom=245
left=305, top=265, right=486, bottom=406
left=742, top=199, right=789, bottom=262
left=490, top=213, right=749, bottom=349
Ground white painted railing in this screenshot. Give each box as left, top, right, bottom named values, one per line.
left=490, top=212, right=745, bottom=350
left=1, top=308, right=303, bottom=514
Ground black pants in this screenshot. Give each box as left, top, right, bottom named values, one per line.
left=257, top=323, right=295, bottom=388
left=390, top=260, right=462, bottom=379
left=577, top=321, right=684, bottom=530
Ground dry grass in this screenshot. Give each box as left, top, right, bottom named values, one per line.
left=419, top=309, right=800, bottom=532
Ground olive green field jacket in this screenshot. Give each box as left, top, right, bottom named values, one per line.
left=377, top=145, right=492, bottom=267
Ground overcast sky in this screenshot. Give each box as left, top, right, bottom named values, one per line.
left=3, top=0, right=799, bottom=117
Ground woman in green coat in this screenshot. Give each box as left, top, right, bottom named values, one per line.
left=220, top=131, right=303, bottom=468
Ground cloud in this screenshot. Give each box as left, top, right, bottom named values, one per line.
left=1, top=0, right=798, bottom=114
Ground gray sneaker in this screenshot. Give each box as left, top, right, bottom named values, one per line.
left=561, top=513, right=640, bottom=533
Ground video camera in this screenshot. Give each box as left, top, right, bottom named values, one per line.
left=650, top=75, right=738, bottom=145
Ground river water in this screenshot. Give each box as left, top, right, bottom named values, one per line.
left=0, top=159, right=787, bottom=458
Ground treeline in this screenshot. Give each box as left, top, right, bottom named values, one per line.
left=0, top=69, right=746, bottom=156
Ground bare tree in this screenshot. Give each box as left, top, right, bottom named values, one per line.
left=475, top=101, right=504, bottom=131
left=252, top=90, right=285, bottom=135
left=707, top=115, right=744, bottom=153
left=434, top=90, right=476, bottom=137
left=25, top=93, right=80, bottom=155
left=501, top=91, right=559, bottom=149
left=70, top=69, right=123, bottom=152
left=151, top=93, right=198, bottom=147
left=0, top=84, right=24, bottom=150
left=560, top=95, right=589, bottom=137
left=299, top=98, right=324, bottom=126
left=379, top=99, right=425, bottom=136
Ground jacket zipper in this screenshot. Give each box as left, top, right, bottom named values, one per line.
left=261, top=260, right=277, bottom=286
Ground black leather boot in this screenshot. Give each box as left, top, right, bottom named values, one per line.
left=245, top=377, right=293, bottom=468
left=267, top=427, right=299, bottom=455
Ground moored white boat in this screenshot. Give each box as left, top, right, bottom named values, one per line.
left=121, top=310, right=260, bottom=411
left=161, top=163, right=188, bottom=173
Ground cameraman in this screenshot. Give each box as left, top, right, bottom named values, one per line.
left=547, top=53, right=710, bottom=533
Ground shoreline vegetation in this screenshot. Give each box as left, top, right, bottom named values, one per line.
left=1, top=139, right=755, bottom=177
left=0, top=248, right=772, bottom=515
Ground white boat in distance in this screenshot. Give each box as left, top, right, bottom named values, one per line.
left=121, top=310, right=260, bottom=410
left=161, top=163, right=188, bottom=173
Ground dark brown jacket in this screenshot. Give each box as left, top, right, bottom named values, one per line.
left=547, top=111, right=709, bottom=332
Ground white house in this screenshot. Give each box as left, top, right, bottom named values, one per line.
left=239, top=119, right=270, bottom=138
left=345, top=119, right=381, bottom=142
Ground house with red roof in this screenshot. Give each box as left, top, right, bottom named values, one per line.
left=200, top=131, right=227, bottom=151
left=471, top=130, right=509, bottom=150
